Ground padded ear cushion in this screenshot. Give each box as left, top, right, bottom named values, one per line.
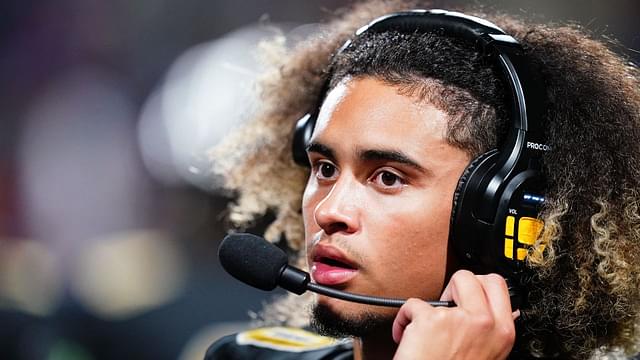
left=292, top=113, right=315, bottom=167
left=451, top=149, right=498, bottom=222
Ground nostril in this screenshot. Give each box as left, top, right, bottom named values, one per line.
left=325, top=222, right=348, bottom=235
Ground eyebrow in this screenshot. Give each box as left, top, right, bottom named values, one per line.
left=358, top=149, right=427, bottom=173
left=306, top=142, right=336, bottom=161
left=306, top=141, right=427, bottom=174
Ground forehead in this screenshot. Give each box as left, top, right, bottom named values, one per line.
left=311, top=77, right=451, bottom=153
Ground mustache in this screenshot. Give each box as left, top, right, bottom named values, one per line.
left=308, top=234, right=367, bottom=267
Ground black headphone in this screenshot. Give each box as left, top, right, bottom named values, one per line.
left=291, top=9, right=549, bottom=304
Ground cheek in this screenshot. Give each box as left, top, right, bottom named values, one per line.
left=365, top=189, right=454, bottom=271
left=302, top=179, right=321, bottom=239
left=301, top=181, right=313, bottom=218
left=301, top=183, right=315, bottom=265
left=302, top=173, right=318, bottom=211
left=369, top=190, right=453, bottom=237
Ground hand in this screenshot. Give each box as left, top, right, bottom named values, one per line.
left=391, top=270, right=518, bottom=360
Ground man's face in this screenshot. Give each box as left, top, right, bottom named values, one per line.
left=302, top=77, right=470, bottom=333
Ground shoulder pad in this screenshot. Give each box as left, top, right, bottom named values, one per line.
left=236, top=326, right=339, bottom=352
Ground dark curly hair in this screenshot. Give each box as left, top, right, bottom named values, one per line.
left=210, top=1, right=640, bottom=358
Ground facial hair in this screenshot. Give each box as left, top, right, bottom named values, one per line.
left=310, top=302, right=395, bottom=339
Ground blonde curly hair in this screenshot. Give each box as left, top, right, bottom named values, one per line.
left=210, top=1, right=640, bottom=358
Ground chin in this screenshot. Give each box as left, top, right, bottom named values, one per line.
left=317, top=294, right=398, bottom=318
left=311, top=297, right=396, bottom=339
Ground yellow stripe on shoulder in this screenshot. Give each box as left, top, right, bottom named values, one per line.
left=235, top=326, right=338, bottom=352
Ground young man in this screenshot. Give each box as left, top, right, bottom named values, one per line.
left=207, top=1, right=640, bottom=359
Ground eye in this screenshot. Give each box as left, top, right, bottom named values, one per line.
left=371, top=169, right=406, bottom=191
left=314, top=161, right=338, bottom=181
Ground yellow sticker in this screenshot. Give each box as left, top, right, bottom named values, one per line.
left=236, top=327, right=338, bottom=352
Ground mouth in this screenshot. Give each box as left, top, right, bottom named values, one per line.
left=311, top=245, right=359, bottom=286
left=316, top=256, right=356, bottom=269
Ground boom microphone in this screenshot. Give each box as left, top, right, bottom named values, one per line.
left=218, top=233, right=454, bottom=308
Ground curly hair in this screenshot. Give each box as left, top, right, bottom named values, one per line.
left=210, top=1, right=640, bottom=358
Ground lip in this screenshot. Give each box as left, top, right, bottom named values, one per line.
left=310, top=243, right=359, bottom=286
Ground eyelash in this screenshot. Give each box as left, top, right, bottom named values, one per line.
left=370, top=168, right=407, bottom=191
left=313, top=160, right=339, bottom=180
left=311, top=160, right=407, bottom=192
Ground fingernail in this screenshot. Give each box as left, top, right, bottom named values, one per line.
left=512, top=309, right=521, bottom=321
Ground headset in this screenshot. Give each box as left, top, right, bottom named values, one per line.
left=291, top=9, right=550, bottom=307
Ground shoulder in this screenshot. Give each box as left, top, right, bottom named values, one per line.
left=205, top=326, right=353, bottom=360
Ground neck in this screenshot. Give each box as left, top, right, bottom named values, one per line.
left=353, top=332, right=397, bottom=360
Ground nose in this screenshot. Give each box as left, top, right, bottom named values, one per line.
left=314, top=176, right=360, bottom=235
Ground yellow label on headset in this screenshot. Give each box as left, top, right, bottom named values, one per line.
left=518, top=217, right=544, bottom=245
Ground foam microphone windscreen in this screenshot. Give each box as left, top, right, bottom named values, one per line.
left=218, top=233, right=288, bottom=291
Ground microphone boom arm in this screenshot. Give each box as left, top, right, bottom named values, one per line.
left=306, top=282, right=453, bottom=308
left=279, top=264, right=454, bottom=308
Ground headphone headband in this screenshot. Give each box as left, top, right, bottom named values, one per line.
left=357, top=10, right=507, bottom=44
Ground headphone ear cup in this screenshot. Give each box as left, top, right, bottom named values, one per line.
left=451, top=149, right=498, bottom=224
left=292, top=113, right=315, bottom=167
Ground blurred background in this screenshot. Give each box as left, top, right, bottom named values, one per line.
left=0, top=0, right=638, bottom=359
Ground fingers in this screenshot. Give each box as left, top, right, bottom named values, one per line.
left=476, top=274, right=517, bottom=348
left=512, top=309, right=521, bottom=321
left=440, top=271, right=514, bottom=317
left=474, top=274, right=512, bottom=316
left=440, top=271, right=516, bottom=351
left=392, top=271, right=517, bottom=359
left=440, top=270, right=490, bottom=314
left=392, top=298, right=432, bottom=344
